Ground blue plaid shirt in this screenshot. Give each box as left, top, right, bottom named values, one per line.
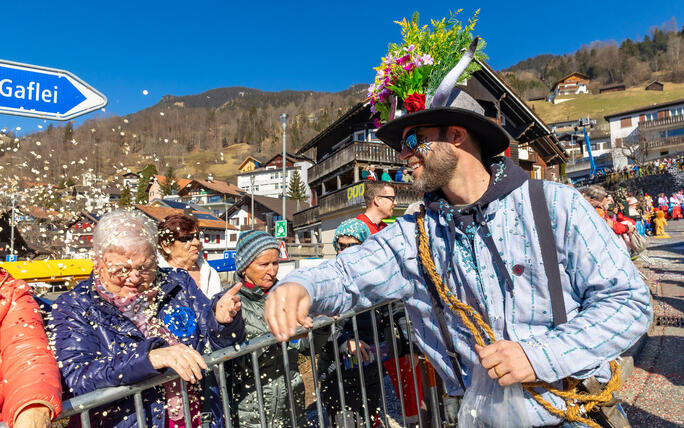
left=278, top=180, right=652, bottom=426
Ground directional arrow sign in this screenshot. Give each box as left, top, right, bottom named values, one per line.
left=0, top=59, right=107, bottom=121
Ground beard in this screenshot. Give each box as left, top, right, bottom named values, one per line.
left=413, top=144, right=458, bottom=193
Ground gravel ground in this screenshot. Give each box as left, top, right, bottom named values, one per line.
left=617, top=220, right=684, bottom=427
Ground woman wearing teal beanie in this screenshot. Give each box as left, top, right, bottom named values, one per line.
left=229, top=230, right=322, bottom=427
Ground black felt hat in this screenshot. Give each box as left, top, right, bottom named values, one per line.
left=375, top=38, right=511, bottom=159
left=375, top=97, right=511, bottom=159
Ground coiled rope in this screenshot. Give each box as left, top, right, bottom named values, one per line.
left=416, top=209, right=621, bottom=428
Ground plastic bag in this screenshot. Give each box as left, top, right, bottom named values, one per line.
left=457, top=363, right=532, bottom=428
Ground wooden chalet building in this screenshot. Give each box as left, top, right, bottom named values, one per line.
left=293, top=59, right=566, bottom=256
left=645, top=81, right=664, bottom=91
left=547, top=72, right=590, bottom=102
left=600, top=84, right=626, bottom=94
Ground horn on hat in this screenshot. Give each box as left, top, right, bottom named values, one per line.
left=429, top=37, right=479, bottom=108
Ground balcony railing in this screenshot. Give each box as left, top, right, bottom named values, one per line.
left=318, top=181, right=421, bottom=218
left=292, top=206, right=319, bottom=228
left=638, top=113, right=684, bottom=130
left=308, top=141, right=405, bottom=184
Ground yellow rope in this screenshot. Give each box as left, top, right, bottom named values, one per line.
left=416, top=209, right=621, bottom=428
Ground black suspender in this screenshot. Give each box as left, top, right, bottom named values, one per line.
left=528, top=179, right=567, bottom=326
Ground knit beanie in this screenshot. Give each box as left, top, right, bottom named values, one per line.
left=235, top=230, right=280, bottom=275
left=333, top=218, right=370, bottom=251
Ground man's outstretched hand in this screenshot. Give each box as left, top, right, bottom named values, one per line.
left=264, top=282, right=313, bottom=342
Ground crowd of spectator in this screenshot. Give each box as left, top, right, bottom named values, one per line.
left=361, top=164, right=413, bottom=184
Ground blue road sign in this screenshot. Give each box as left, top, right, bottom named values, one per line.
left=0, top=60, right=107, bottom=121
left=5, top=255, right=17, bottom=262
left=208, top=251, right=236, bottom=273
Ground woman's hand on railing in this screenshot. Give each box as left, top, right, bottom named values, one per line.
left=14, top=405, right=52, bottom=428
left=148, top=344, right=208, bottom=384
left=264, top=282, right=312, bottom=342
left=215, top=283, right=243, bottom=324
left=347, top=339, right=371, bottom=363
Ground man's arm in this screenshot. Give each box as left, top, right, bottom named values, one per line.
left=266, top=221, right=415, bottom=341
left=520, top=185, right=652, bottom=383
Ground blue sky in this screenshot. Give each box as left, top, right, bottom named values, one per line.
left=1, top=1, right=682, bottom=134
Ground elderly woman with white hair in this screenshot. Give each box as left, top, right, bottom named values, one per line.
left=49, top=210, right=244, bottom=428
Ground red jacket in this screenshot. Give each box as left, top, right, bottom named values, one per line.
left=0, top=269, right=61, bottom=426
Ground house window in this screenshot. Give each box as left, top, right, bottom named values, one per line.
left=230, top=233, right=237, bottom=241
left=353, top=130, right=366, bottom=141
left=620, top=117, right=632, bottom=128
left=532, top=165, right=542, bottom=180
left=204, top=234, right=209, bottom=243
left=615, top=138, right=623, bottom=148
left=216, top=235, right=220, bottom=244
left=639, top=114, right=646, bottom=123
left=657, top=110, right=669, bottom=119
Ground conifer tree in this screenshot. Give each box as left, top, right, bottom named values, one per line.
left=161, top=166, right=180, bottom=197
left=287, top=169, right=308, bottom=202
left=120, top=185, right=132, bottom=207
left=136, top=164, right=158, bottom=204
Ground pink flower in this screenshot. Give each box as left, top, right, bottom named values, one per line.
left=373, top=118, right=382, bottom=128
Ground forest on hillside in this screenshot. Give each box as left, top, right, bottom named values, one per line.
left=0, top=85, right=366, bottom=186
left=503, top=20, right=684, bottom=100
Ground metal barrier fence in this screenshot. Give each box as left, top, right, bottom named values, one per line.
left=58, top=300, right=453, bottom=428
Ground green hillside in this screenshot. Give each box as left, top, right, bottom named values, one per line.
left=528, top=82, right=684, bottom=125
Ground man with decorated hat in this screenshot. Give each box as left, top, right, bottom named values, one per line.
left=265, top=13, right=651, bottom=427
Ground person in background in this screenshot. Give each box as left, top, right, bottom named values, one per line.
left=0, top=268, right=61, bottom=428
left=402, top=167, right=414, bottom=183
left=228, top=230, right=324, bottom=427
left=381, top=168, right=392, bottom=182
left=50, top=210, right=244, bottom=428
left=158, top=213, right=224, bottom=299
left=367, top=165, right=378, bottom=181
left=394, top=167, right=404, bottom=182
left=356, top=181, right=396, bottom=234
left=653, top=209, right=668, bottom=236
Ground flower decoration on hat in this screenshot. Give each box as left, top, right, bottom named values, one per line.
left=368, top=10, right=487, bottom=124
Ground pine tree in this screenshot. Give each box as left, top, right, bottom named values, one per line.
left=120, top=185, right=132, bottom=207
left=136, top=164, right=158, bottom=204
left=287, top=169, right=307, bottom=202
left=161, top=166, right=180, bottom=196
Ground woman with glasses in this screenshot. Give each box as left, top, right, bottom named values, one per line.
left=49, top=210, right=244, bottom=428
left=158, top=213, right=223, bottom=298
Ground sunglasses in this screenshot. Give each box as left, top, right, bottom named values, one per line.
left=376, top=195, right=396, bottom=202
left=337, top=241, right=360, bottom=251
left=176, top=232, right=201, bottom=243
left=401, top=128, right=423, bottom=152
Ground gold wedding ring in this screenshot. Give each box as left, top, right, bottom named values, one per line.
left=493, top=366, right=502, bottom=378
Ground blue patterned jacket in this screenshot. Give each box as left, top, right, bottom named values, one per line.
left=50, top=268, right=245, bottom=428
left=278, top=158, right=652, bottom=426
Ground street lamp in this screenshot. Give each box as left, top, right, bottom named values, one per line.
left=250, top=173, right=256, bottom=228
left=280, top=114, right=287, bottom=232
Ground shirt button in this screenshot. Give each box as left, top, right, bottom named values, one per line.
left=480, top=221, right=487, bottom=226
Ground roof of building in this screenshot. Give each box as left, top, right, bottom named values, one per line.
left=237, top=156, right=263, bottom=171
left=473, top=60, right=567, bottom=164
left=646, top=80, right=664, bottom=88
left=177, top=179, right=244, bottom=197
left=152, top=175, right=192, bottom=188
left=604, top=98, right=684, bottom=120
left=225, top=195, right=309, bottom=222
left=263, top=152, right=314, bottom=166
left=19, top=205, right=60, bottom=220
left=551, top=72, right=591, bottom=90
left=134, top=205, right=237, bottom=230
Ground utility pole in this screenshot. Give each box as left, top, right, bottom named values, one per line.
left=250, top=174, right=255, bottom=228
left=224, top=202, right=229, bottom=250
left=9, top=193, right=15, bottom=258
left=280, top=114, right=288, bottom=231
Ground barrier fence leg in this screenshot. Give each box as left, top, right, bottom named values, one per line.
left=404, top=303, right=425, bottom=428
left=371, top=310, right=390, bottom=428
left=352, top=314, right=372, bottom=428
left=80, top=410, right=91, bottom=428
left=133, top=391, right=146, bottom=428
left=218, top=361, right=233, bottom=428
left=280, top=341, right=299, bottom=427
left=308, top=330, right=326, bottom=428
left=331, top=322, right=349, bottom=428
left=388, top=302, right=407, bottom=427
left=180, top=379, right=193, bottom=427
left=251, top=351, right=268, bottom=428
